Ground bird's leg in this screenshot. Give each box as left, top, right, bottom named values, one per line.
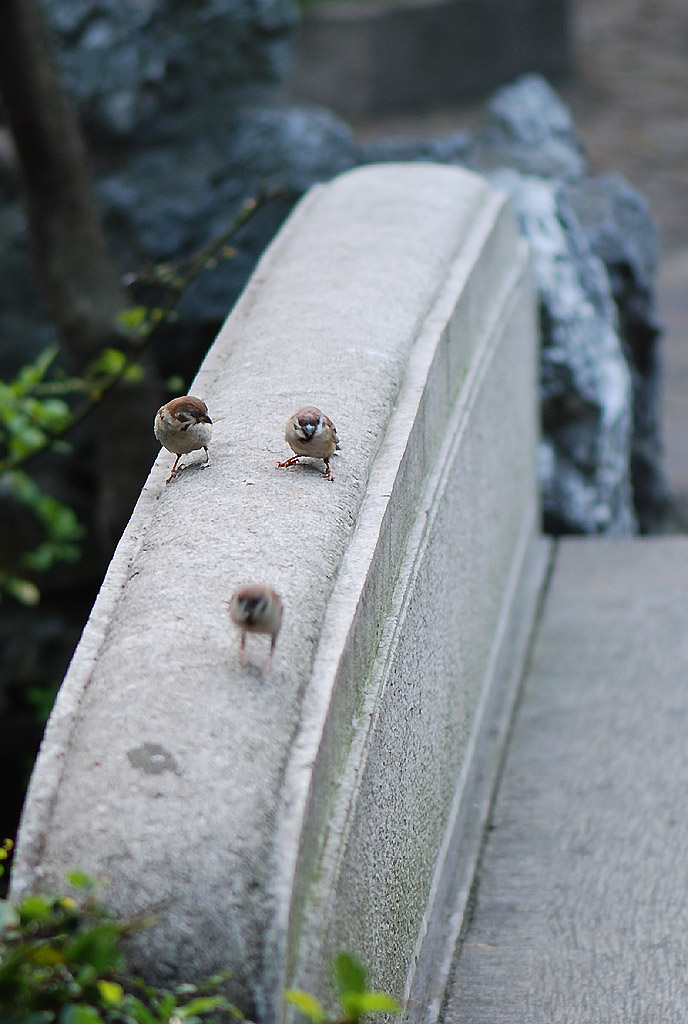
left=268, top=634, right=278, bottom=670
left=238, top=631, right=247, bottom=662
left=203, top=446, right=211, bottom=468
left=166, top=454, right=182, bottom=483
left=277, top=455, right=301, bottom=469
left=322, top=458, right=334, bottom=482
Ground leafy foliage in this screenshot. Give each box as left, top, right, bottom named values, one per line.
left=0, top=347, right=89, bottom=605
left=0, top=864, right=400, bottom=1024
left=0, top=838, right=13, bottom=879
left=0, top=873, right=242, bottom=1024
left=285, top=952, right=401, bottom=1024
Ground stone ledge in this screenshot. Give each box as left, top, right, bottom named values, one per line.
left=12, top=163, right=545, bottom=1020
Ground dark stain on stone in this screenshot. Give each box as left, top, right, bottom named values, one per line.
left=127, top=742, right=180, bottom=776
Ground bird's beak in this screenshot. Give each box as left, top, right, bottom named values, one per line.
left=303, top=424, right=315, bottom=437
left=201, top=414, right=212, bottom=424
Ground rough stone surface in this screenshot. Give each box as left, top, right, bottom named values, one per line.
left=563, top=173, right=667, bottom=531
left=462, top=74, right=587, bottom=183
left=362, top=74, right=666, bottom=534
left=11, top=164, right=543, bottom=1021
left=443, top=537, right=688, bottom=1023
left=489, top=169, right=637, bottom=535
left=45, top=0, right=299, bottom=141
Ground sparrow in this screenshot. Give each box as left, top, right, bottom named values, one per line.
left=277, top=406, right=339, bottom=481
left=154, top=395, right=212, bottom=483
left=228, top=585, right=283, bottom=667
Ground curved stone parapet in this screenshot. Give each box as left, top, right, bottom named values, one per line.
left=12, top=164, right=547, bottom=1021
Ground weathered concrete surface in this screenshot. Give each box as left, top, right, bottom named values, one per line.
left=12, top=164, right=544, bottom=1020
left=444, top=538, right=688, bottom=1023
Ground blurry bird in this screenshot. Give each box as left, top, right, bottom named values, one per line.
left=278, top=406, right=339, bottom=481
left=154, top=395, right=212, bottom=483
left=228, top=584, right=283, bottom=667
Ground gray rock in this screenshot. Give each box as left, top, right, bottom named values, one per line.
left=462, top=74, right=588, bottom=182
left=359, top=75, right=664, bottom=534
left=361, top=75, right=586, bottom=182
left=490, top=170, right=637, bottom=535
left=563, top=173, right=667, bottom=532
left=361, top=130, right=473, bottom=167
left=466, top=84, right=665, bottom=533
left=54, top=1, right=359, bottom=337
left=45, top=0, right=299, bottom=141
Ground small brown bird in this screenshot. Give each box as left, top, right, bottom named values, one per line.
left=154, top=396, right=212, bottom=483
left=228, top=584, right=283, bottom=666
left=277, top=406, right=339, bottom=481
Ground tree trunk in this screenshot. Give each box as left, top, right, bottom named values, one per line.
left=0, top=0, right=159, bottom=548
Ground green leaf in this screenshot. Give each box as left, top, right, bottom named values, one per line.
left=65, top=922, right=124, bottom=973
left=201, top=971, right=231, bottom=989
left=89, top=347, right=127, bottom=378
left=341, top=992, right=363, bottom=1022
left=116, top=306, right=159, bottom=343
left=284, top=989, right=326, bottom=1023
left=156, top=992, right=177, bottom=1018
left=35, top=397, right=71, bottom=429
left=19, top=893, right=53, bottom=922
left=9, top=424, right=47, bottom=458
left=119, top=998, right=158, bottom=1024
left=176, top=995, right=229, bottom=1017
left=96, top=979, right=124, bottom=1005
left=354, top=992, right=402, bottom=1015
left=333, top=952, right=367, bottom=998
left=117, top=306, right=148, bottom=332
left=339, top=989, right=402, bottom=1022
left=3, top=575, right=40, bottom=605
left=66, top=872, right=96, bottom=891
left=31, top=345, right=60, bottom=379
left=22, top=543, right=57, bottom=573
left=31, top=944, right=67, bottom=967
left=123, top=362, right=145, bottom=383
left=59, top=1006, right=105, bottom=1024
left=15, top=345, right=60, bottom=390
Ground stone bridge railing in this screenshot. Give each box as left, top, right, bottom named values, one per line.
left=11, top=164, right=549, bottom=1022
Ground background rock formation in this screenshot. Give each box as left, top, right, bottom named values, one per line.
left=1, top=6, right=663, bottom=534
